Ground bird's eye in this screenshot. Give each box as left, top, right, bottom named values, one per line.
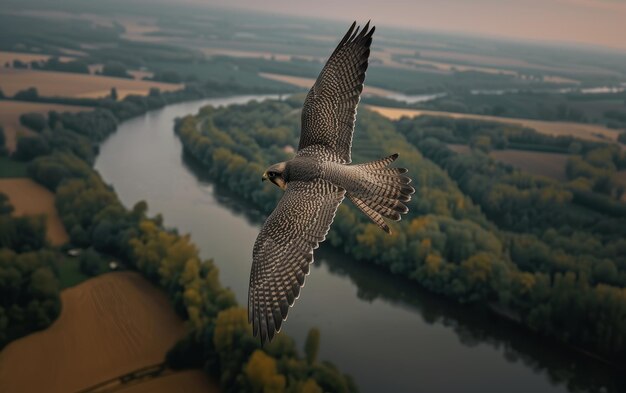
left=269, top=172, right=276, bottom=178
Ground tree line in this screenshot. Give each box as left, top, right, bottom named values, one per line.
left=0, top=194, right=61, bottom=348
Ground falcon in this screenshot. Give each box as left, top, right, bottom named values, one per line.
left=248, top=21, right=415, bottom=344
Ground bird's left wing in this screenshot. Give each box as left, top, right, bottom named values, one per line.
left=298, top=21, right=375, bottom=163
left=248, top=179, right=345, bottom=344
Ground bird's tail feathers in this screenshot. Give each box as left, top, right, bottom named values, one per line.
left=349, top=153, right=414, bottom=234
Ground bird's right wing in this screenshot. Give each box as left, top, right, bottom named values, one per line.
left=298, top=21, right=375, bottom=164
left=248, top=179, right=345, bottom=344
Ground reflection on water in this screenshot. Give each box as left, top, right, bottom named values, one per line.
left=96, top=95, right=622, bottom=393
left=181, top=150, right=266, bottom=227
left=316, top=246, right=623, bottom=393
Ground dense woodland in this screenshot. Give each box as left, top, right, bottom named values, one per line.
left=0, top=90, right=357, bottom=392
left=0, top=194, right=61, bottom=347
left=176, top=98, right=626, bottom=362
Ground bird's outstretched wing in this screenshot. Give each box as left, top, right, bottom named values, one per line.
left=248, top=179, right=345, bottom=344
left=298, top=21, right=375, bottom=163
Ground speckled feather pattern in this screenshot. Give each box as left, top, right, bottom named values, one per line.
left=299, top=21, right=375, bottom=164
left=248, top=179, right=345, bottom=343
left=248, top=22, right=415, bottom=345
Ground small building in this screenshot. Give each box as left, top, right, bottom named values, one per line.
left=67, top=249, right=81, bottom=257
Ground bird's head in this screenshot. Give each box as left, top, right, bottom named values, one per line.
left=262, top=162, right=287, bottom=190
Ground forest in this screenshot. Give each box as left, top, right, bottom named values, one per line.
left=176, top=97, right=626, bottom=363
left=0, top=193, right=60, bottom=348
left=0, top=90, right=357, bottom=393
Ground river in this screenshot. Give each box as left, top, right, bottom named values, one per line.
left=95, top=95, right=620, bottom=393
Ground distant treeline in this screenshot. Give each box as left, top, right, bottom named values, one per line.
left=1, top=87, right=356, bottom=392
left=176, top=98, right=626, bottom=363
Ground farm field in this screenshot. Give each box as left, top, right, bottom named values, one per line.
left=414, top=49, right=619, bottom=78
left=259, top=72, right=396, bottom=96
left=368, top=105, right=621, bottom=143
left=389, top=56, right=579, bottom=84
left=0, top=272, right=216, bottom=393
left=490, top=149, right=569, bottom=181
left=0, top=100, right=88, bottom=152
left=447, top=144, right=471, bottom=154
left=444, top=145, right=569, bottom=181
left=0, top=178, right=69, bottom=245
left=0, top=68, right=182, bottom=99
left=88, top=64, right=155, bottom=80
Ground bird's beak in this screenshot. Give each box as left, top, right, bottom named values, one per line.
left=262, top=172, right=268, bottom=182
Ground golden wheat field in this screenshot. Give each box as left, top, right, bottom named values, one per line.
left=0, top=178, right=69, bottom=245
left=0, top=68, right=183, bottom=98
left=0, top=272, right=217, bottom=393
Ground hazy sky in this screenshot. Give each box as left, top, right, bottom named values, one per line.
left=197, top=0, right=626, bottom=51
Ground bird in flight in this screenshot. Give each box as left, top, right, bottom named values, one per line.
left=248, top=21, right=415, bottom=344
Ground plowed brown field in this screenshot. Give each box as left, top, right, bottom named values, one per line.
left=0, top=272, right=217, bottom=393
